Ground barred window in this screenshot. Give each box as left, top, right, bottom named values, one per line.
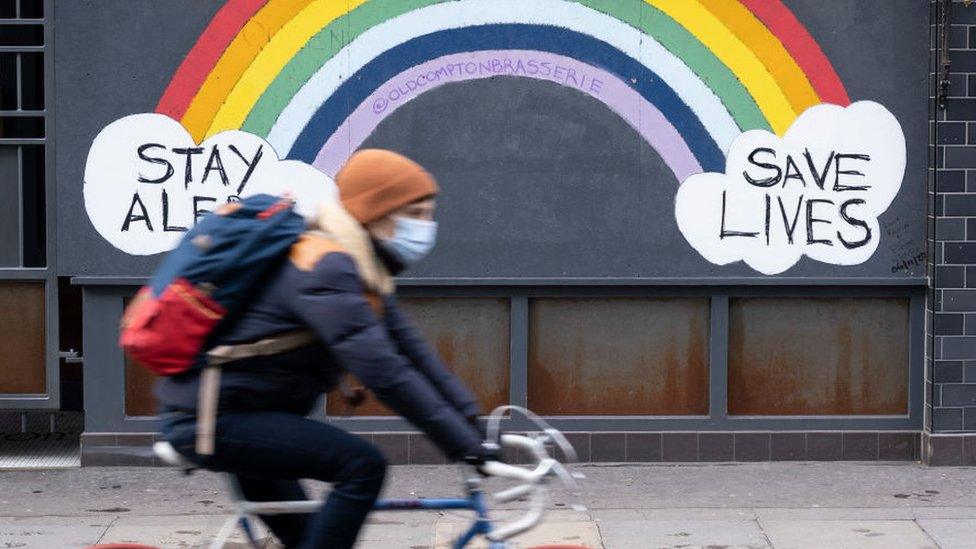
left=0, top=0, right=46, bottom=267
left=0, top=0, right=47, bottom=398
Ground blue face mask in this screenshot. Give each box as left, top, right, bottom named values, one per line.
left=379, top=216, right=438, bottom=266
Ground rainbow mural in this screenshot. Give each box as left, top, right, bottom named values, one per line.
left=155, top=0, right=850, bottom=182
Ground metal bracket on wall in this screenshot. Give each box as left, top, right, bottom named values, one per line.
left=58, top=349, right=82, bottom=364
left=939, top=0, right=954, bottom=109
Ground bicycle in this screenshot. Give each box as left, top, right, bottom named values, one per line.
left=149, top=406, right=588, bottom=549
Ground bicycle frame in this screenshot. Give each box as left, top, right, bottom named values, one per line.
left=375, top=485, right=503, bottom=549
left=230, top=477, right=506, bottom=549
left=154, top=408, right=585, bottom=549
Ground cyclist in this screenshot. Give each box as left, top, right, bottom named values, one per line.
left=155, top=149, right=489, bottom=548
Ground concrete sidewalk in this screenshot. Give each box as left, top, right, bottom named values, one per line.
left=1, top=462, right=975, bottom=548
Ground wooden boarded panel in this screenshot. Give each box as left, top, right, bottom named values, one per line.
left=328, top=298, right=511, bottom=417
left=728, top=298, right=909, bottom=416
left=0, top=282, right=45, bottom=394
left=124, top=355, right=158, bottom=417
left=122, top=296, right=158, bottom=417
left=528, top=298, right=710, bottom=415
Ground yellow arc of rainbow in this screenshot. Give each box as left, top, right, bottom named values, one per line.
left=648, top=0, right=797, bottom=134
left=697, top=0, right=819, bottom=116
left=202, top=0, right=367, bottom=140
left=180, top=0, right=315, bottom=141
left=187, top=0, right=809, bottom=142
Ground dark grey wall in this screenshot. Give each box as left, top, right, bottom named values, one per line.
left=54, top=0, right=930, bottom=280
left=54, top=1, right=221, bottom=277
left=364, top=77, right=697, bottom=278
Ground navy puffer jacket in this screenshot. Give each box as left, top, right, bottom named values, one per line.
left=154, top=235, right=482, bottom=461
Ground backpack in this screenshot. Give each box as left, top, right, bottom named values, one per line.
left=119, top=194, right=306, bottom=375
left=119, top=194, right=309, bottom=456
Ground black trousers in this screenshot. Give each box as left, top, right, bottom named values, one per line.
left=162, top=410, right=387, bottom=548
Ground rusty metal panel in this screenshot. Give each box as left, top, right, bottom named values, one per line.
left=328, top=298, right=511, bottom=417
left=528, top=298, right=709, bottom=415
left=124, top=355, right=157, bottom=417
left=0, top=282, right=45, bottom=394
left=121, top=296, right=158, bottom=417
left=326, top=377, right=395, bottom=417
left=728, top=298, right=909, bottom=416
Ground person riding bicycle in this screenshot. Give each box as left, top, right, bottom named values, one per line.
left=156, top=149, right=489, bottom=548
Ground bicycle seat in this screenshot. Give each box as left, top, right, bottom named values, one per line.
left=153, top=441, right=195, bottom=469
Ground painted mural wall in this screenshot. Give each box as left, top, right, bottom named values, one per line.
left=59, top=0, right=928, bottom=279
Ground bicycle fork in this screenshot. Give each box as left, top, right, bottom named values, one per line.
left=453, top=489, right=506, bottom=549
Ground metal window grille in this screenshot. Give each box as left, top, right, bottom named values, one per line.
left=0, top=0, right=46, bottom=268
left=0, top=0, right=59, bottom=409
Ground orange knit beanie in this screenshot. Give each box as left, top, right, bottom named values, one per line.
left=335, top=149, right=439, bottom=224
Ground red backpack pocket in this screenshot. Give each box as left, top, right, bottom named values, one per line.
left=119, top=279, right=226, bottom=375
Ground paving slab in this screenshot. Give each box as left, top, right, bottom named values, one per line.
left=487, top=509, right=592, bottom=523
left=357, top=521, right=434, bottom=548
left=2, top=463, right=976, bottom=517
left=1, top=463, right=975, bottom=548
left=760, top=520, right=939, bottom=549
left=0, top=516, right=112, bottom=548
left=916, top=518, right=976, bottom=549
left=640, top=508, right=757, bottom=521
left=363, top=510, right=447, bottom=527
left=434, top=520, right=603, bottom=548
left=587, top=508, right=645, bottom=521
left=567, top=463, right=976, bottom=510
left=596, top=519, right=770, bottom=549
left=754, top=507, right=917, bottom=521
left=98, top=514, right=257, bottom=548
left=911, top=506, right=976, bottom=519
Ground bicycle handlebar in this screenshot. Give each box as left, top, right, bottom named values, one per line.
left=480, top=434, right=553, bottom=542
left=481, top=459, right=543, bottom=483
left=478, top=425, right=586, bottom=542
left=481, top=435, right=555, bottom=484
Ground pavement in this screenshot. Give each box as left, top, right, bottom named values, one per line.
left=1, top=462, right=975, bottom=548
